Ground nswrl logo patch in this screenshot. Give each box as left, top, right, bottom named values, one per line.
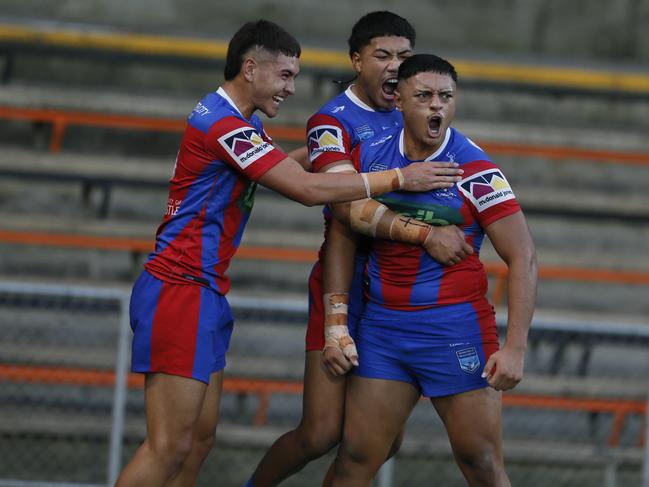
left=307, top=125, right=344, bottom=161
left=458, top=168, right=516, bottom=211
left=456, top=347, right=481, bottom=374
left=218, top=126, right=274, bottom=170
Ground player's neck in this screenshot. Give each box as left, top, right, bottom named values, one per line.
left=350, top=84, right=380, bottom=111
left=402, top=131, right=442, bottom=161
left=221, top=81, right=255, bottom=119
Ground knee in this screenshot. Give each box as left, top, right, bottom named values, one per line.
left=148, top=431, right=194, bottom=470
left=296, top=421, right=342, bottom=457
left=454, top=446, right=505, bottom=485
left=190, top=426, right=216, bottom=461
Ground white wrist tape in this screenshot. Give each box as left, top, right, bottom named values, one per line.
left=394, top=167, right=405, bottom=188
left=360, top=173, right=372, bottom=198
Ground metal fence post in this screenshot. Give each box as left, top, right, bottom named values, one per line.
left=642, top=383, right=649, bottom=487
left=107, top=294, right=131, bottom=486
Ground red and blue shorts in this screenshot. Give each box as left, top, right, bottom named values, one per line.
left=129, top=270, right=234, bottom=384
left=305, top=258, right=366, bottom=351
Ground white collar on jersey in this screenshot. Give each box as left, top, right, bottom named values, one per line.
left=345, top=86, right=376, bottom=112
left=216, top=86, right=244, bottom=117
left=398, top=127, right=452, bottom=161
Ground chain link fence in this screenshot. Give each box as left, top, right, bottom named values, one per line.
left=0, top=280, right=648, bottom=487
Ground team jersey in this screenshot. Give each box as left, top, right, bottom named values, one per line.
left=307, top=86, right=402, bottom=258
left=307, top=86, right=402, bottom=173
left=145, top=87, right=286, bottom=295
left=354, top=126, right=521, bottom=316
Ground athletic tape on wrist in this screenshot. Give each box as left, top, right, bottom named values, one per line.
left=389, top=215, right=433, bottom=245
left=360, top=173, right=372, bottom=198
left=363, top=169, right=401, bottom=198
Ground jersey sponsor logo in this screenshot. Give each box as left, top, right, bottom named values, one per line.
left=368, top=162, right=388, bottom=172
left=458, top=168, right=515, bottom=211
left=369, top=134, right=393, bottom=147
left=331, top=105, right=345, bottom=113
left=456, top=347, right=480, bottom=374
left=218, top=126, right=274, bottom=170
left=375, top=195, right=464, bottom=225
left=307, top=125, right=344, bottom=161
left=191, top=101, right=212, bottom=117
left=355, top=124, right=375, bottom=141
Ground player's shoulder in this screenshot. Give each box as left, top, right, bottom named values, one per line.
left=316, top=90, right=352, bottom=117
left=187, top=91, right=249, bottom=133
left=446, top=128, right=492, bottom=167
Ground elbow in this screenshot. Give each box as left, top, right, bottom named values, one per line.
left=294, top=186, right=320, bottom=207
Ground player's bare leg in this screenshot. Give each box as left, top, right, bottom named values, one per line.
left=249, top=351, right=347, bottom=486
left=165, top=371, right=223, bottom=487
left=114, top=372, right=212, bottom=487
left=331, top=376, right=419, bottom=487
left=431, top=387, right=510, bottom=487
left=324, top=430, right=404, bottom=487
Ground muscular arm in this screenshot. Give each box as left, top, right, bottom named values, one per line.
left=481, top=211, right=538, bottom=390
left=258, top=156, right=468, bottom=208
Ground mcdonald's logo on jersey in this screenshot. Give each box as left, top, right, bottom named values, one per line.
left=307, top=125, right=344, bottom=161
left=458, top=168, right=516, bottom=211
left=219, top=127, right=275, bottom=169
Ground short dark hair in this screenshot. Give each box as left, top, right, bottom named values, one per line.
left=398, top=54, right=458, bottom=83
left=224, top=20, right=301, bottom=80
left=348, top=11, right=416, bottom=56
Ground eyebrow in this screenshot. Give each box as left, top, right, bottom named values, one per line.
left=374, top=48, right=412, bottom=56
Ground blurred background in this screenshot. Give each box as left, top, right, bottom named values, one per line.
left=0, top=1, right=648, bottom=486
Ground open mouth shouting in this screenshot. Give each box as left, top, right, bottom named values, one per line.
left=381, top=78, right=398, bottom=99
left=428, top=115, right=442, bottom=138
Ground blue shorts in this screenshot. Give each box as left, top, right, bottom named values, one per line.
left=354, top=306, right=499, bottom=397
left=129, top=270, right=234, bottom=384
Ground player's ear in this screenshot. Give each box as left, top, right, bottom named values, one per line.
left=395, top=89, right=403, bottom=111
left=242, top=57, right=257, bottom=82
left=350, top=51, right=362, bottom=75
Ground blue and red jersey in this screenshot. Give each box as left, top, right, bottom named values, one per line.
left=144, top=87, right=286, bottom=295
left=307, top=86, right=402, bottom=258
left=353, top=126, right=521, bottom=324
left=306, top=86, right=402, bottom=172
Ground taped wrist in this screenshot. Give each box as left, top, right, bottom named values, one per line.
left=389, top=215, right=433, bottom=245
left=323, top=292, right=350, bottom=349
left=360, top=168, right=404, bottom=198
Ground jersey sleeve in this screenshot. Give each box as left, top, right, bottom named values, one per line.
left=306, top=113, right=354, bottom=173
left=203, top=115, right=287, bottom=181
left=457, top=160, right=521, bottom=227
left=351, top=145, right=362, bottom=173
